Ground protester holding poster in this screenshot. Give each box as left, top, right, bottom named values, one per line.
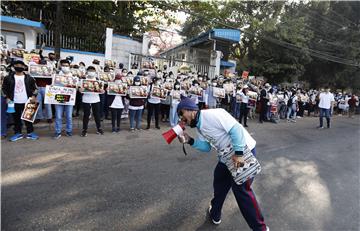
left=53, top=59, right=76, bottom=139
left=80, top=66, right=104, bottom=137
left=169, top=81, right=182, bottom=127
left=239, top=85, right=250, bottom=127
left=128, top=76, right=145, bottom=132
left=146, top=77, right=162, bottom=129
left=2, top=60, right=39, bottom=141
left=107, top=78, right=125, bottom=133
left=206, top=78, right=220, bottom=109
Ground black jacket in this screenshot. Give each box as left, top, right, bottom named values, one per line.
left=2, top=72, right=38, bottom=101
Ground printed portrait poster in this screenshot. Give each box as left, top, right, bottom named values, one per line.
left=242, top=71, right=249, bottom=80
left=223, top=83, right=235, bottom=94
left=213, top=87, right=226, bottom=99
left=99, top=72, right=115, bottom=82
left=107, top=82, right=128, bottom=96
left=151, top=86, right=169, bottom=100
left=21, top=98, right=40, bottom=123
left=189, top=86, right=203, bottom=97
left=129, top=86, right=148, bottom=98
left=53, top=74, right=79, bottom=88
left=81, top=79, right=105, bottom=94
left=140, top=77, right=149, bottom=86
left=171, top=90, right=181, bottom=100
left=29, top=64, right=54, bottom=78
left=44, top=85, right=77, bottom=106
left=23, top=53, right=40, bottom=64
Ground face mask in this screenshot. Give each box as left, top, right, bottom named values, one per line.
left=14, top=66, right=25, bottom=73
left=62, top=66, right=70, bottom=73
left=198, top=78, right=203, bottom=81
left=135, top=81, right=141, bottom=86
left=88, top=72, right=96, bottom=78
left=175, top=85, right=180, bottom=89
left=16, top=43, right=23, bottom=49
left=212, top=83, right=217, bottom=87
left=194, top=84, right=199, bottom=87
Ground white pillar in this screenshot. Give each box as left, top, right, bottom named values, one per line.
left=105, top=27, right=113, bottom=60
left=142, top=33, right=150, bottom=56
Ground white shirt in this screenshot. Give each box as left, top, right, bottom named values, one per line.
left=13, top=74, right=28, bottom=103
left=197, top=109, right=256, bottom=158
left=319, top=92, right=335, bottom=109
left=82, top=93, right=100, bottom=104
left=239, top=92, right=249, bottom=104
left=110, top=96, right=124, bottom=109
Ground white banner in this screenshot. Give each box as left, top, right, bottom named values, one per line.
left=44, top=85, right=77, bottom=106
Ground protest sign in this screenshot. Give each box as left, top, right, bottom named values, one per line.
left=44, top=85, right=76, bottom=106
left=151, top=86, right=169, bottom=100
left=129, top=86, right=148, bottom=98
left=213, top=87, right=226, bottom=98
left=29, top=64, right=53, bottom=78
left=21, top=98, right=39, bottom=123
left=80, top=79, right=105, bottom=94
left=53, top=75, right=79, bottom=88
left=107, top=82, right=128, bottom=96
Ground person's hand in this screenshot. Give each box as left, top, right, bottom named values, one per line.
left=178, top=132, right=191, bottom=144
left=30, top=96, right=37, bottom=103
left=232, top=155, right=245, bottom=168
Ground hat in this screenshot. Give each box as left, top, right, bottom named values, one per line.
left=134, top=75, right=141, bottom=82
left=177, top=97, right=199, bottom=113
left=13, top=60, right=26, bottom=66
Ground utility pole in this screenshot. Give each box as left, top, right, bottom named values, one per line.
left=54, top=1, right=63, bottom=60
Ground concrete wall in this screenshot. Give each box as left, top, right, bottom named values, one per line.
left=111, top=35, right=142, bottom=68
left=1, top=22, right=37, bottom=51
left=41, top=48, right=105, bottom=67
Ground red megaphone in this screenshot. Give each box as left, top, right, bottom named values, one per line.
left=162, top=123, right=186, bottom=144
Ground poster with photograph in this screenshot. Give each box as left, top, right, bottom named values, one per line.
left=71, top=68, right=86, bottom=78
left=23, top=53, right=40, bottom=64
left=107, top=82, right=128, bottom=96
left=29, top=64, right=54, bottom=78
left=21, top=98, right=39, bottom=123
left=189, top=86, right=203, bottom=97
left=53, top=75, right=79, bottom=88
left=151, top=86, right=169, bottom=100
left=80, top=79, right=105, bottom=94
left=129, top=86, right=148, bottom=98
left=180, top=81, right=191, bottom=91
left=223, top=83, right=235, bottom=94
left=99, top=72, right=115, bottom=82
left=171, top=90, right=181, bottom=100
left=242, top=71, right=249, bottom=79
left=200, top=81, right=208, bottom=90
left=163, top=81, right=174, bottom=91
left=10, top=48, right=25, bottom=59
left=140, top=77, right=149, bottom=86
left=125, top=77, right=134, bottom=86
left=44, top=85, right=77, bottom=106
left=213, top=87, right=226, bottom=98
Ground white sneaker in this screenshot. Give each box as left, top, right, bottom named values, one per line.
left=208, top=203, right=221, bottom=225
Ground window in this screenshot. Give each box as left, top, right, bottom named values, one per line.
left=1, top=30, right=25, bottom=49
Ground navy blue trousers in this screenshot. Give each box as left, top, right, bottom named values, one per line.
left=210, top=149, right=266, bottom=231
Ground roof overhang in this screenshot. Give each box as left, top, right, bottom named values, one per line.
left=0, top=16, right=46, bottom=33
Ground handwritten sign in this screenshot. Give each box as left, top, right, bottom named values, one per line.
left=44, top=85, right=77, bottom=106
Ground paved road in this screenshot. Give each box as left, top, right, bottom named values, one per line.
left=2, top=115, right=360, bottom=231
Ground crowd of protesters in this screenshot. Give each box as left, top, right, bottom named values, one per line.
left=1, top=40, right=359, bottom=142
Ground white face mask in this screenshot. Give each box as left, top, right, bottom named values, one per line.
left=87, top=72, right=96, bottom=78
left=198, top=78, right=203, bottom=81
left=16, top=43, right=23, bottom=49
left=62, top=66, right=70, bottom=73
left=195, top=84, right=199, bottom=87
left=212, top=83, right=217, bottom=87
left=135, top=81, right=141, bottom=86
left=175, top=85, right=180, bottom=89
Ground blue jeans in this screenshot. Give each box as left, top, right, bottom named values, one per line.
left=319, top=108, right=331, bottom=127
left=234, top=103, right=241, bottom=119
left=55, top=105, right=73, bottom=134
left=210, top=148, right=266, bottom=231
left=287, top=104, right=297, bottom=120
left=129, top=109, right=143, bottom=129
left=36, top=87, right=53, bottom=119
left=169, top=103, right=179, bottom=127
left=1, top=96, right=7, bottom=136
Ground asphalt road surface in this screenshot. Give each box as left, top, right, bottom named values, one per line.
left=2, top=115, right=360, bottom=231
